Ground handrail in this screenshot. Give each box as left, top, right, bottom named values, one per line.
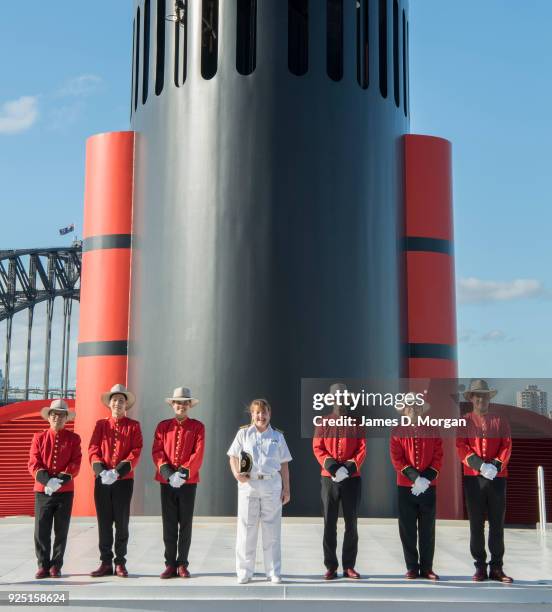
left=537, top=465, right=547, bottom=533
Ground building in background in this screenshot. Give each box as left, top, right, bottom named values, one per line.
left=516, top=384, right=548, bottom=418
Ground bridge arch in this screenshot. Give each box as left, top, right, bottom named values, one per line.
left=0, top=246, right=81, bottom=404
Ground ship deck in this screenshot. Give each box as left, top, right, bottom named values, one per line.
left=1, top=517, right=551, bottom=611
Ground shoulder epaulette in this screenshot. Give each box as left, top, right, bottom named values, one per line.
left=274, top=427, right=284, bottom=434
left=239, top=424, right=250, bottom=430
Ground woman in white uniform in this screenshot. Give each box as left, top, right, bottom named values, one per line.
left=227, top=399, right=292, bottom=584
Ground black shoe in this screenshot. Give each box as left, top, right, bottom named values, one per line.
left=115, top=563, right=128, bottom=578
left=472, top=567, right=487, bottom=582
left=420, top=569, right=439, bottom=581
left=489, top=568, right=513, bottom=583
left=343, top=568, right=361, bottom=579
left=160, top=566, right=177, bottom=579
left=90, top=563, right=113, bottom=577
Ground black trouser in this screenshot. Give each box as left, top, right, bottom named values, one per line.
left=464, top=475, right=507, bottom=570
left=34, top=491, right=74, bottom=570
left=321, top=476, right=361, bottom=570
left=160, top=483, right=197, bottom=567
left=94, top=478, right=134, bottom=564
left=397, top=485, right=436, bottom=572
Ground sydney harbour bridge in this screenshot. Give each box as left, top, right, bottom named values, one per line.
left=0, top=245, right=81, bottom=405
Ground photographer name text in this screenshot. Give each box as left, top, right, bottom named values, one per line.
left=312, top=415, right=466, bottom=429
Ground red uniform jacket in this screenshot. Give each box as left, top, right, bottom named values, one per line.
left=390, top=426, right=443, bottom=486
left=312, top=420, right=367, bottom=478
left=28, top=428, right=82, bottom=493
left=88, top=416, right=143, bottom=479
left=152, top=418, right=205, bottom=484
left=456, top=411, right=512, bottom=477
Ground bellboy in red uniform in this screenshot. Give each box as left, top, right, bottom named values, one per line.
left=390, top=402, right=442, bottom=580
left=88, top=384, right=143, bottom=578
left=152, top=387, right=205, bottom=579
left=456, top=379, right=513, bottom=583
left=28, top=400, right=82, bottom=579
left=312, top=383, right=367, bottom=580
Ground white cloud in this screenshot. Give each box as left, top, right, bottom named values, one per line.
left=458, top=277, right=544, bottom=304
left=459, top=328, right=513, bottom=344
left=0, top=96, right=38, bottom=134
left=57, top=74, right=103, bottom=97
left=480, top=330, right=506, bottom=342
left=0, top=75, right=102, bottom=136
left=46, top=74, right=103, bottom=131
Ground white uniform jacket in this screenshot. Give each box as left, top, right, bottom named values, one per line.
left=227, top=424, right=292, bottom=478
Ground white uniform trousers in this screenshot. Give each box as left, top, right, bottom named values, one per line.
left=236, top=475, right=283, bottom=579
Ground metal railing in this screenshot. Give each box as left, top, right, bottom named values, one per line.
left=537, top=465, right=547, bottom=534
left=0, top=387, right=76, bottom=406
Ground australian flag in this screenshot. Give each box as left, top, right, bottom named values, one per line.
left=59, top=223, right=75, bottom=236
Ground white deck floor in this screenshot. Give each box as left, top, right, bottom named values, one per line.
left=1, top=517, right=551, bottom=611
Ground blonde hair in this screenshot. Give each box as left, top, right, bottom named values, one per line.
left=248, top=398, right=272, bottom=424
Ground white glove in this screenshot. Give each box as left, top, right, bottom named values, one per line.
left=44, top=486, right=53, bottom=496
left=332, top=466, right=349, bottom=483
left=169, top=472, right=186, bottom=488
left=100, top=469, right=118, bottom=485
left=480, top=463, right=498, bottom=480
left=46, top=477, right=63, bottom=493
left=411, top=476, right=430, bottom=496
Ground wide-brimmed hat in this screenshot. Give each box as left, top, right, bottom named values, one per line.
left=463, top=379, right=497, bottom=401
left=101, top=384, right=136, bottom=409
left=165, top=387, right=199, bottom=407
left=40, top=399, right=76, bottom=422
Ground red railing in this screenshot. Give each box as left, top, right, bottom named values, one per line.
left=0, top=400, right=75, bottom=517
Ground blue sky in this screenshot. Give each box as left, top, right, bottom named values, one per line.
left=0, top=0, right=551, bottom=387
left=410, top=0, right=552, bottom=378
